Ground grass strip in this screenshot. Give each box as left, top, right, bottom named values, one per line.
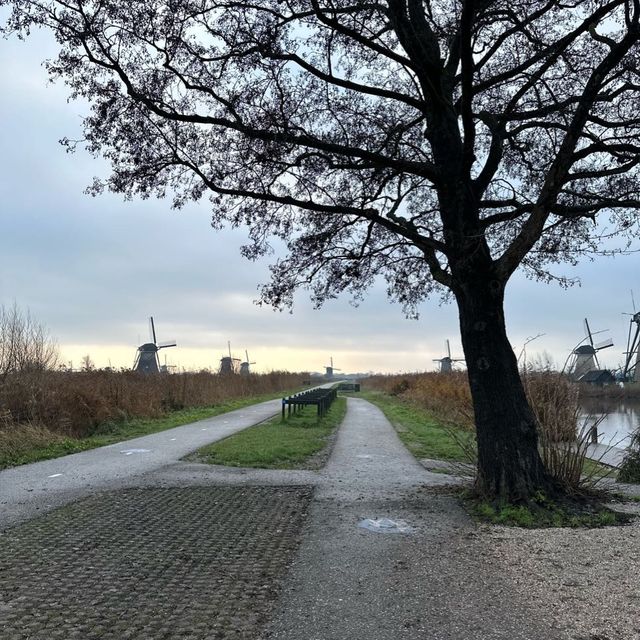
left=0, top=390, right=301, bottom=469
left=191, top=397, right=347, bottom=469
left=359, top=390, right=474, bottom=462
left=468, top=492, right=632, bottom=528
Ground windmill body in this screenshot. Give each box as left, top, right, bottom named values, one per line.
left=567, top=318, right=613, bottom=380
left=240, top=350, right=256, bottom=376
left=220, top=342, right=241, bottom=375
left=135, top=343, right=161, bottom=374
left=436, top=357, right=454, bottom=373
left=433, top=340, right=465, bottom=373
left=324, top=357, right=341, bottom=379
left=571, top=345, right=598, bottom=380
left=219, top=357, right=239, bottom=375
left=133, top=317, right=177, bottom=374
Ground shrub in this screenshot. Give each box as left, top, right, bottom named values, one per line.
left=618, top=431, right=640, bottom=483
left=364, top=367, right=604, bottom=492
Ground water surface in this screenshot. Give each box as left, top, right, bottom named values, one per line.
left=579, top=397, right=640, bottom=448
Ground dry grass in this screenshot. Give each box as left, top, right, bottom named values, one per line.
left=0, top=419, right=68, bottom=462
left=0, top=369, right=305, bottom=439
left=364, top=369, right=603, bottom=491
left=364, top=371, right=475, bottom=430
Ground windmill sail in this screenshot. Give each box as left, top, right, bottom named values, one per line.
left=623, top=309, right=640, bottom=382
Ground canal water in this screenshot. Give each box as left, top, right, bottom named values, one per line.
left=579, top=397, right=640, bottom=448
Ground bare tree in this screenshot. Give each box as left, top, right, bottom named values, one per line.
left=0, top=304, right=58, bottom=378
left=80, top=354, right=95, bottom=371
left=3, top=0, right=640, bottom=501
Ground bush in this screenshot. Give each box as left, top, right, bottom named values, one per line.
left=618, top=432, right=640, bottom=483
left=364, top=367, right=603, bottom=492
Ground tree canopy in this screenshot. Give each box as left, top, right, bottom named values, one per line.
left=4, top=0, right=640, bottom=311
left=4, top=0, right=640, bottom=500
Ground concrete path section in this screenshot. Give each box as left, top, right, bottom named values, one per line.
left=0, top=398, right=284, bottom=528
left=586, top=441, right=627, bottom=467
left=265, top=397, right=558, bottom=640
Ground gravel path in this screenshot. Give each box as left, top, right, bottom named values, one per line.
left=264, top=397, right=556, bottom=639
left=482, top=520, right=640, bottom=640
left=264, top=397, right=640, bottom=640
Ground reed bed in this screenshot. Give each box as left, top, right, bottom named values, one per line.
left=0, top=369, right=305, bottom=439
left=578, top=382, right=640, bottom=400
left=364, top=371, right=474, bottom=430
left=364, top=369, right=601, bottom=491
left=0, top=304, right=307, bottom=467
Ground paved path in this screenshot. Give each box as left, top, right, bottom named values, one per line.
left=586, top=441, right=627, bottom=467
left=0, top=398, right=285, bottom=528
left=0, top=394, right=584, bottom=639
left=265, top=397, right=558, bottom=640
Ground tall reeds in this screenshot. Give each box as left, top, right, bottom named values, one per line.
left=0, top=304, right=304, bottom=442
left=365, top=367, right=602, bottom=491
left=365, top=371, right=474, bottom=430
left=0, top=369, right=305, bottom=438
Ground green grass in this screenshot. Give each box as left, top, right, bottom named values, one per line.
left=191, top=397, right=347, bottom=469
left=359, top=390, right=475, bottom=462
left=0, top=390, right=299, bottom=469
left=468, top=492, right=631, bottom=528
left=582, top=456, right=618, bottom=480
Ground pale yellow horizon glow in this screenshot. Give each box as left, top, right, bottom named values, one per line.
left=58, top=343, right=444, bottom=375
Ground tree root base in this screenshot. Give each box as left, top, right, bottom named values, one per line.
left=464, top=488, right=635, bottom=528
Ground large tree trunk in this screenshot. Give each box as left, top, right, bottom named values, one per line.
left=455, top=277, right=554, bottom=502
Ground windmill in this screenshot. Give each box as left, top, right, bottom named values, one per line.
left=133, top=317, right=177, bottom=374
left=433, top=339, right=465, bottom=373
left=219, top=341, right=241, bottom=375
left=240, top=350, right=256, bottom=376
left=160, top=353, right=177, bottom=374
left=623, top=292, right=640, bottom=383
left=324, top=357, right=341, bottom=379
left=566, top=318, right=613, bottom=380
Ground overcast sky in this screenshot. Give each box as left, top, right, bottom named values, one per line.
left=1, top=29, right=639, bottom=375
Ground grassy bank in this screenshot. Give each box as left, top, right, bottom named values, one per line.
left=0, top=390, right=299, bottom=469
left=190, top=397, right=347, bottom=469
left=468, top=494, right=631, bottom=528
left=360, top=390, right=474, bottom=463
left=362, top=372, right=622, bottom=489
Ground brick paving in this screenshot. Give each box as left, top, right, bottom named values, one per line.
left=0, top=486, right=312, bottom=640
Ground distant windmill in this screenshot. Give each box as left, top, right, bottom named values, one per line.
left=324, top=356, right=341, bottom=379
left=433, top=339, right=465, bottom=373
left=220, top=341, right=241, bottom=375
left=133, top=317, right=177, bottom=374
left=623, top=292, right=640, bottom=383
left=160, top=353, right=177, bottom=374
left=240, top=350, right=256, bottom=376
left=567, top=318, right=613, bottom=380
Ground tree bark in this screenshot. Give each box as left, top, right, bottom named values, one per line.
left=455, top=277, right=554, bottom=502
